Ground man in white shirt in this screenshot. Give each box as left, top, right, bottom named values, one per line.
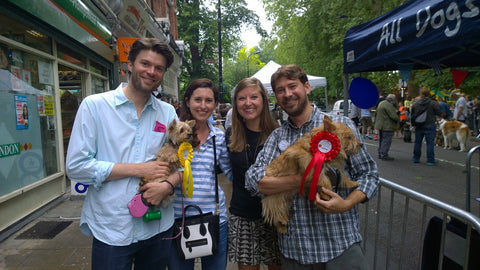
left=66, top=38, right=180, bottom=270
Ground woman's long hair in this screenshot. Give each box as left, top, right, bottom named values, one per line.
left=229, top=77, right=278, bottom=152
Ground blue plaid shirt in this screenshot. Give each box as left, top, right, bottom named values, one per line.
left=245, top=105, right=379, bottom=264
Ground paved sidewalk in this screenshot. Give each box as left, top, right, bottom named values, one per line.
left=0, top=175, right=242, bottom=270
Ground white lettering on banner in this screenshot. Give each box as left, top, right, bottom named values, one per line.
left=377, top=0, right=479, bottom=52
left=377, top=18, right=402, bottom=51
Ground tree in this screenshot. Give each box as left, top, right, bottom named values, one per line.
left=177, top=0, right=264, bottom=96
left=259, top=0, right=408, bottom=106
left=222, top=47, right=266, bottom=103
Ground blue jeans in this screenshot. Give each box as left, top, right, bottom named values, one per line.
left=168, top=221, right=228, bottom=270
left=413, top=124, right=436, bottom=163
left=92, top=227, right=173, bottom=270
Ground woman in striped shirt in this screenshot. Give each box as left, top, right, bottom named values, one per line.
left=168, top=78, right=233, bottom=270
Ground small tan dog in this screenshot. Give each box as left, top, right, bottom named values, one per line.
left=439, top=119, right=470, bottom=152
left=139, top=119, right=196, bottom=207
left=262, top=116, right=361, bottom=233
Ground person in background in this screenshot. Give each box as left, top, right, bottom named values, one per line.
left=473, top=96, right=480, bottom=135
left=226, top=77, right=281, bottom=270
left=224, top=107, right=233, bottom=130
left=411, top=88, right=442, bottom=165
left=374, top=94, right=400, bottom=161
left=66, top=38, right=178, bottom=270
left=169, top=78, right=233, bottom=270
left=360, top=107, right=373, bottom=139
left=245, top=64, right=379, bottom=269
left=452, top=90, right=467, bottom=122
left=348, top=102, right=361, bottom=128
left=437, top=97, right=452, bottom=120
left=372, top=91, right=386, bottom=141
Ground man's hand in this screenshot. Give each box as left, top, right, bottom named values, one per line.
left=139, top=161, right=171, bottom=181
left=138, top=171, right=180, bottom=206
left=139, top=181, right=172, bottom=206
left=314, top=187, right=366, bottom=214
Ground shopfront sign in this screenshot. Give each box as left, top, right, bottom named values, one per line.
left=118, top=0, right=149, bottom=36
left=0, top=143, right=20, bottom=158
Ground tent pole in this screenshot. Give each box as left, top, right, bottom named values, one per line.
left=324, top=84, right=328, bottom=112
left=343, top=74, right=349, bottom=116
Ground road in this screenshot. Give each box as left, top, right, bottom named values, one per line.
left=363, top=135, right=480, bottom=214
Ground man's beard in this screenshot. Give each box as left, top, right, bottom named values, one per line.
left=283, top=96, right=308, bottom=117
left=130, top=69, right=161, bottom=94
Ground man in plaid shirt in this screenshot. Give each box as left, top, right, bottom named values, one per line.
left=245, top=65, right=379, bottom=269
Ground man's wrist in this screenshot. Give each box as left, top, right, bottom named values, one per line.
left=161, top=180, right=175, bottom=195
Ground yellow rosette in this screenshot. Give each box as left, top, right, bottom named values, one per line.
left=178, top=142, right=194, bottom=198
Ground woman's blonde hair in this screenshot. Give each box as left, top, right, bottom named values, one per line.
left=229, top=77, right=278, bottom=152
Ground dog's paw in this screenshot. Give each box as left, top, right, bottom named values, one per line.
left=277, top=223, right=288, bottom=234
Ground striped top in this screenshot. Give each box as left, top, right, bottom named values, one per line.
left=172, top=124, right=233, bottom=223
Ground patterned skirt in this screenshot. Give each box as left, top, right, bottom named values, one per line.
left=227, top=214, right=282, bottom=266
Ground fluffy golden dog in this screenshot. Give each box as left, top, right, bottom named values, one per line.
left=262, top=116, right=361, bottom=233
left=139, top=119, right=196, bottom=207
left=439, top=119, right=470, bottom=152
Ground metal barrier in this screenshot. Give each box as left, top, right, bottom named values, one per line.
left=466, top=145, right=480, bottom=213
left=359, top=178, right=480, bottom=270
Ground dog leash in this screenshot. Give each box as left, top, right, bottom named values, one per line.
left=163, top=172, right=185, bottom=240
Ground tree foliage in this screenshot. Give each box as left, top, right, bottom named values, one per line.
left=176, top=0, right=264, bottom=94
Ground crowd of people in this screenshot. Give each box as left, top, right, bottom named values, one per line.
left=65, top=38, right=380, bottom=270
left=349, top=86, right=479, bottom=166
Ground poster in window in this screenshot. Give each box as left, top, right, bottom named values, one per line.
left=11, top=66, right=22, bottom=91
left=15, top=95, right=29, bottom=129
left=22, top=68, right=31, bottom=85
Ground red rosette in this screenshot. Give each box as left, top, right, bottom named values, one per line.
left=300, top=131, right=341, bottom=200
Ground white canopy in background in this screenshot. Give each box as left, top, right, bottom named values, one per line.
left=251, top=60, right=327, bottom=93
left=251, top=61, right=328, bottom=108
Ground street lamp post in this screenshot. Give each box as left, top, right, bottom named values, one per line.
left=217, top=0, right=223, bottom=102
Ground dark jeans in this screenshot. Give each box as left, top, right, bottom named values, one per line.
left=413, top=124, right=436, bottom=163
left=92, top=227, right=174, bottom=270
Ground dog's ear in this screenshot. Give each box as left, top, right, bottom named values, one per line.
left=187, top=120, right=196, bottom=128
left=323, top=115, right=336, bottom=132
left=168, top=119, right=177, bottom=132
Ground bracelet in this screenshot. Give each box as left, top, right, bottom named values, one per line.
left=161, top=180, right=175, bottom=195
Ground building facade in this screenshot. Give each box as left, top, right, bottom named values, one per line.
left=0, top=0, right=183, bottom=238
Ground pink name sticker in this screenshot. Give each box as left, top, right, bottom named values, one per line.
left=153, top=121, right=166, bottom=133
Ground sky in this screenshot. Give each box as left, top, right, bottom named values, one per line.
left=240, top=0, right=272, bottom=48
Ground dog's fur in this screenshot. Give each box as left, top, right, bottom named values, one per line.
left=434, top=129, right=444, bottom=147
left=262, top=116, right=361, bottom=233
left=139, top=119, right=196, bottom=207
left=439, top=119, right=470, bottom=152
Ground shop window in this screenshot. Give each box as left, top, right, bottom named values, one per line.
left=56, top=42, right=85, bottom=68
left=90, top=60, right=106, bottom=76
left=59, top=65, right=82, bottom=158
left=0, top=13, right=51, bottom=54
left=0, top=44, right=59, bottom=196
left=92, top=76, right=106, bottom=94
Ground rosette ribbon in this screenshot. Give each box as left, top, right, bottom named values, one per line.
left=178, top=142, right=194, bottom=198
left=300, top=131, right=340, bottom=200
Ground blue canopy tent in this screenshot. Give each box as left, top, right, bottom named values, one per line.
left=342, top=0, right=480, bottom=111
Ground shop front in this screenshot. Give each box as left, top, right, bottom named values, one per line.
left=0, top=0, right=114, bottom=235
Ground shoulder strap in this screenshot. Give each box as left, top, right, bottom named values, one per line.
left=212, top=135, right=219, bottom=214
